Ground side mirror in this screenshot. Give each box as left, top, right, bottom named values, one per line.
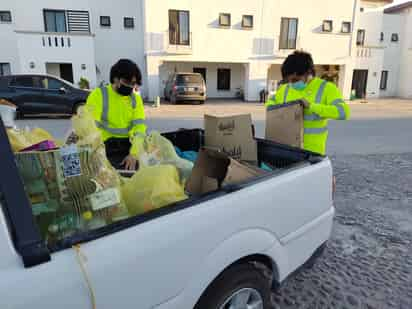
left=59, top=87, right=67, bottom=94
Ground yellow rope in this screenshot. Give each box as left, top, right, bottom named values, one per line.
left=73, top=244, right=97, bottom=309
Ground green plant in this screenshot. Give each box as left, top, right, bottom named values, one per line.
left=78, top=77, right=90, bottom=90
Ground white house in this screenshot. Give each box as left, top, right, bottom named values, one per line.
left=0, top=0, right=409, bottom=101
left=144, top=0, right=358, bottom=101
left=0, top=0, right=146, bottom=90
left=352, top=0, right=412, bottom=99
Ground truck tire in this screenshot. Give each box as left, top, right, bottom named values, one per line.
left=195, top=263, right=272, bottom=309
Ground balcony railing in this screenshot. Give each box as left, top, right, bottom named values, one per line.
left=15, top=30, right=94, bottom=50
left=356, top=45, right=384, bottom=58
left=145, top=31, right=193, bottom=55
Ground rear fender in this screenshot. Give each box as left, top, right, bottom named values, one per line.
left=155, top=228, right=285, bottom=309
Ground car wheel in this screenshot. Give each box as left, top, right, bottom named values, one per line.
left=195, top=263, right=272, bottom=309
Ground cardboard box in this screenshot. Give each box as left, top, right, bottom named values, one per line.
left=205, top=114, right=257, bottom=163
left=265, top=102, right=304, bottom=148
left=186, top=148, right=267, bottom=195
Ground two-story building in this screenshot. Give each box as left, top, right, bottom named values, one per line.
left=352, top=0, right=412, bottom=99
left=0, top=0, right=145, bottom=90
left=0, top=0, right=409, bottom=101
left=144, top=0, right=358, bottom=101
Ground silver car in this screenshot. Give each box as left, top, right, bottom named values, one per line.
left=164, top=72, right=206, bottom=104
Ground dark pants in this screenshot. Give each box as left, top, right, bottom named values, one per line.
left=104, top=138, right=131, bottom=170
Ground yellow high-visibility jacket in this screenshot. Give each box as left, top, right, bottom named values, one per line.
left=265, top=77, right=350, bottom=155
left=86, top=85, right=147, bottom=155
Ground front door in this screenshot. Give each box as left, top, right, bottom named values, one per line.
left=60, top=63, right=74, bottom=83
left=352, top=70, right=368, bottom=99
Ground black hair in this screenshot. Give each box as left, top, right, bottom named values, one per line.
left=281, top=51, right=315, bottom=79
left=110, top=59, right=142, bottom=85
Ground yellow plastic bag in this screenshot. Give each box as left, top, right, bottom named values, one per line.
left=7, top=127, right=57, bottom=152
left=121, top=165, right=188, bottom=216
left=135, top=131, right=194, bottom=182
left=71, top=106, right=102, bottom=150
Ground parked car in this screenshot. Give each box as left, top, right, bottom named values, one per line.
left=0, top=127, right=334, bottom=309
left=164, top=72, right=206, bottom=104
left=0, top=74, right=89, bottom=117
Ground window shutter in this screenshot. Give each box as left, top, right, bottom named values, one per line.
left=67, top=10, right=90, bottom=33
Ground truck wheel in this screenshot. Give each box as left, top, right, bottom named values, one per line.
left=195, top=263, right=272, bottom=309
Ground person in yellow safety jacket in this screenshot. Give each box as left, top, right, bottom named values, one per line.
left=86, top=59, right=146, bottom=170
left=265, top=51, right=350, bottom=155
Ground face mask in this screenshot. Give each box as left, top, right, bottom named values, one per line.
left=291, top=80, right=307, bottom=91
left=117, top=84, right=134, bottom=96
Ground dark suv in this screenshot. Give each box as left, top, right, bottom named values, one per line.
left=0, top=74, right=89, bottom=117
left=164, top=73, right=206, bottom=104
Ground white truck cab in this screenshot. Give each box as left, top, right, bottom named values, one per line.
left=0, top=127, right=334, bottom=309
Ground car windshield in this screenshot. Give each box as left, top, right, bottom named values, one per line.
left=176, top=74, right=202, bottom=85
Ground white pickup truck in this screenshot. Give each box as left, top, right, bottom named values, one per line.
left=0, top=127, right=334, bottom=309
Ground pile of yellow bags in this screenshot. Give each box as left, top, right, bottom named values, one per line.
left=7, top=127, right=60, bottom=152
left=122, top=165, right=188, bottom=216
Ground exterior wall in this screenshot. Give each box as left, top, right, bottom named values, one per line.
left=144, top=0, right=356, bottom=100
left=5, top=1, right=97, bottom=87
left=15, top=31, right=97, bottom=87
left=381, top=13, right=403, bottom=97
left=159, top=61, right=245, bottom=98
left=89, top=0, right=146, bottom=92
left=0, top=4, right=20, bottom=74
left=11, top=0, right=91, bottom=33
left=2, top=0, right=407, bottom=100
left=397, top=9, right=412, bottom=98
left=353, top=9, right=384, bottom=98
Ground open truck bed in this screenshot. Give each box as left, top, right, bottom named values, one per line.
left=0, top=127, right=334, bottom=309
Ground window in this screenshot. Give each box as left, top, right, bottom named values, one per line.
left=42, top=77, right=66, bottom=90
left=342, top=22, right=351, bottom=33
left=380, top=71, right=388, bottom=90
left=0, top=11, right=12, bottom=22
left=279, top=17, right=298, bottom=49
left=176, top=74, right=203, bottom=84
left=391, top=33, right=399, bottom=42
left=67, top=10, right=90, bottom=33
left=380, top=32, right=384, bottom=42
left=217, top=69, right=231, bottom=91
left=356, top=29, right=365, bottom=46
left=322, top=20, right=333, bottom=32
left=169, top=10, right=190, bottom=45
left=10, top=76, right=37, bottom=88
left=219, top=13, right=231, bottom=27
left=124, top=17, right=134, bottom=29
left=44, top=10, right=67, bottom=32
left=242, top=15, right=253, bottom=29
left=0, top=63, right=11, bottom=76
left=100, top=16, right=111, bottom=27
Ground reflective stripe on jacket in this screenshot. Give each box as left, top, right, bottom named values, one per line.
left=86, top=85, right=147, bottom=143
left=265, top=77, right=350, bottom=155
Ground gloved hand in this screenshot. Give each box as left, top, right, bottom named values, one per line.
left=130, top=135, right=145, bottom=158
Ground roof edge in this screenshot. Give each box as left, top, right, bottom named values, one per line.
left=384, top=1, right=412, bottom=13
